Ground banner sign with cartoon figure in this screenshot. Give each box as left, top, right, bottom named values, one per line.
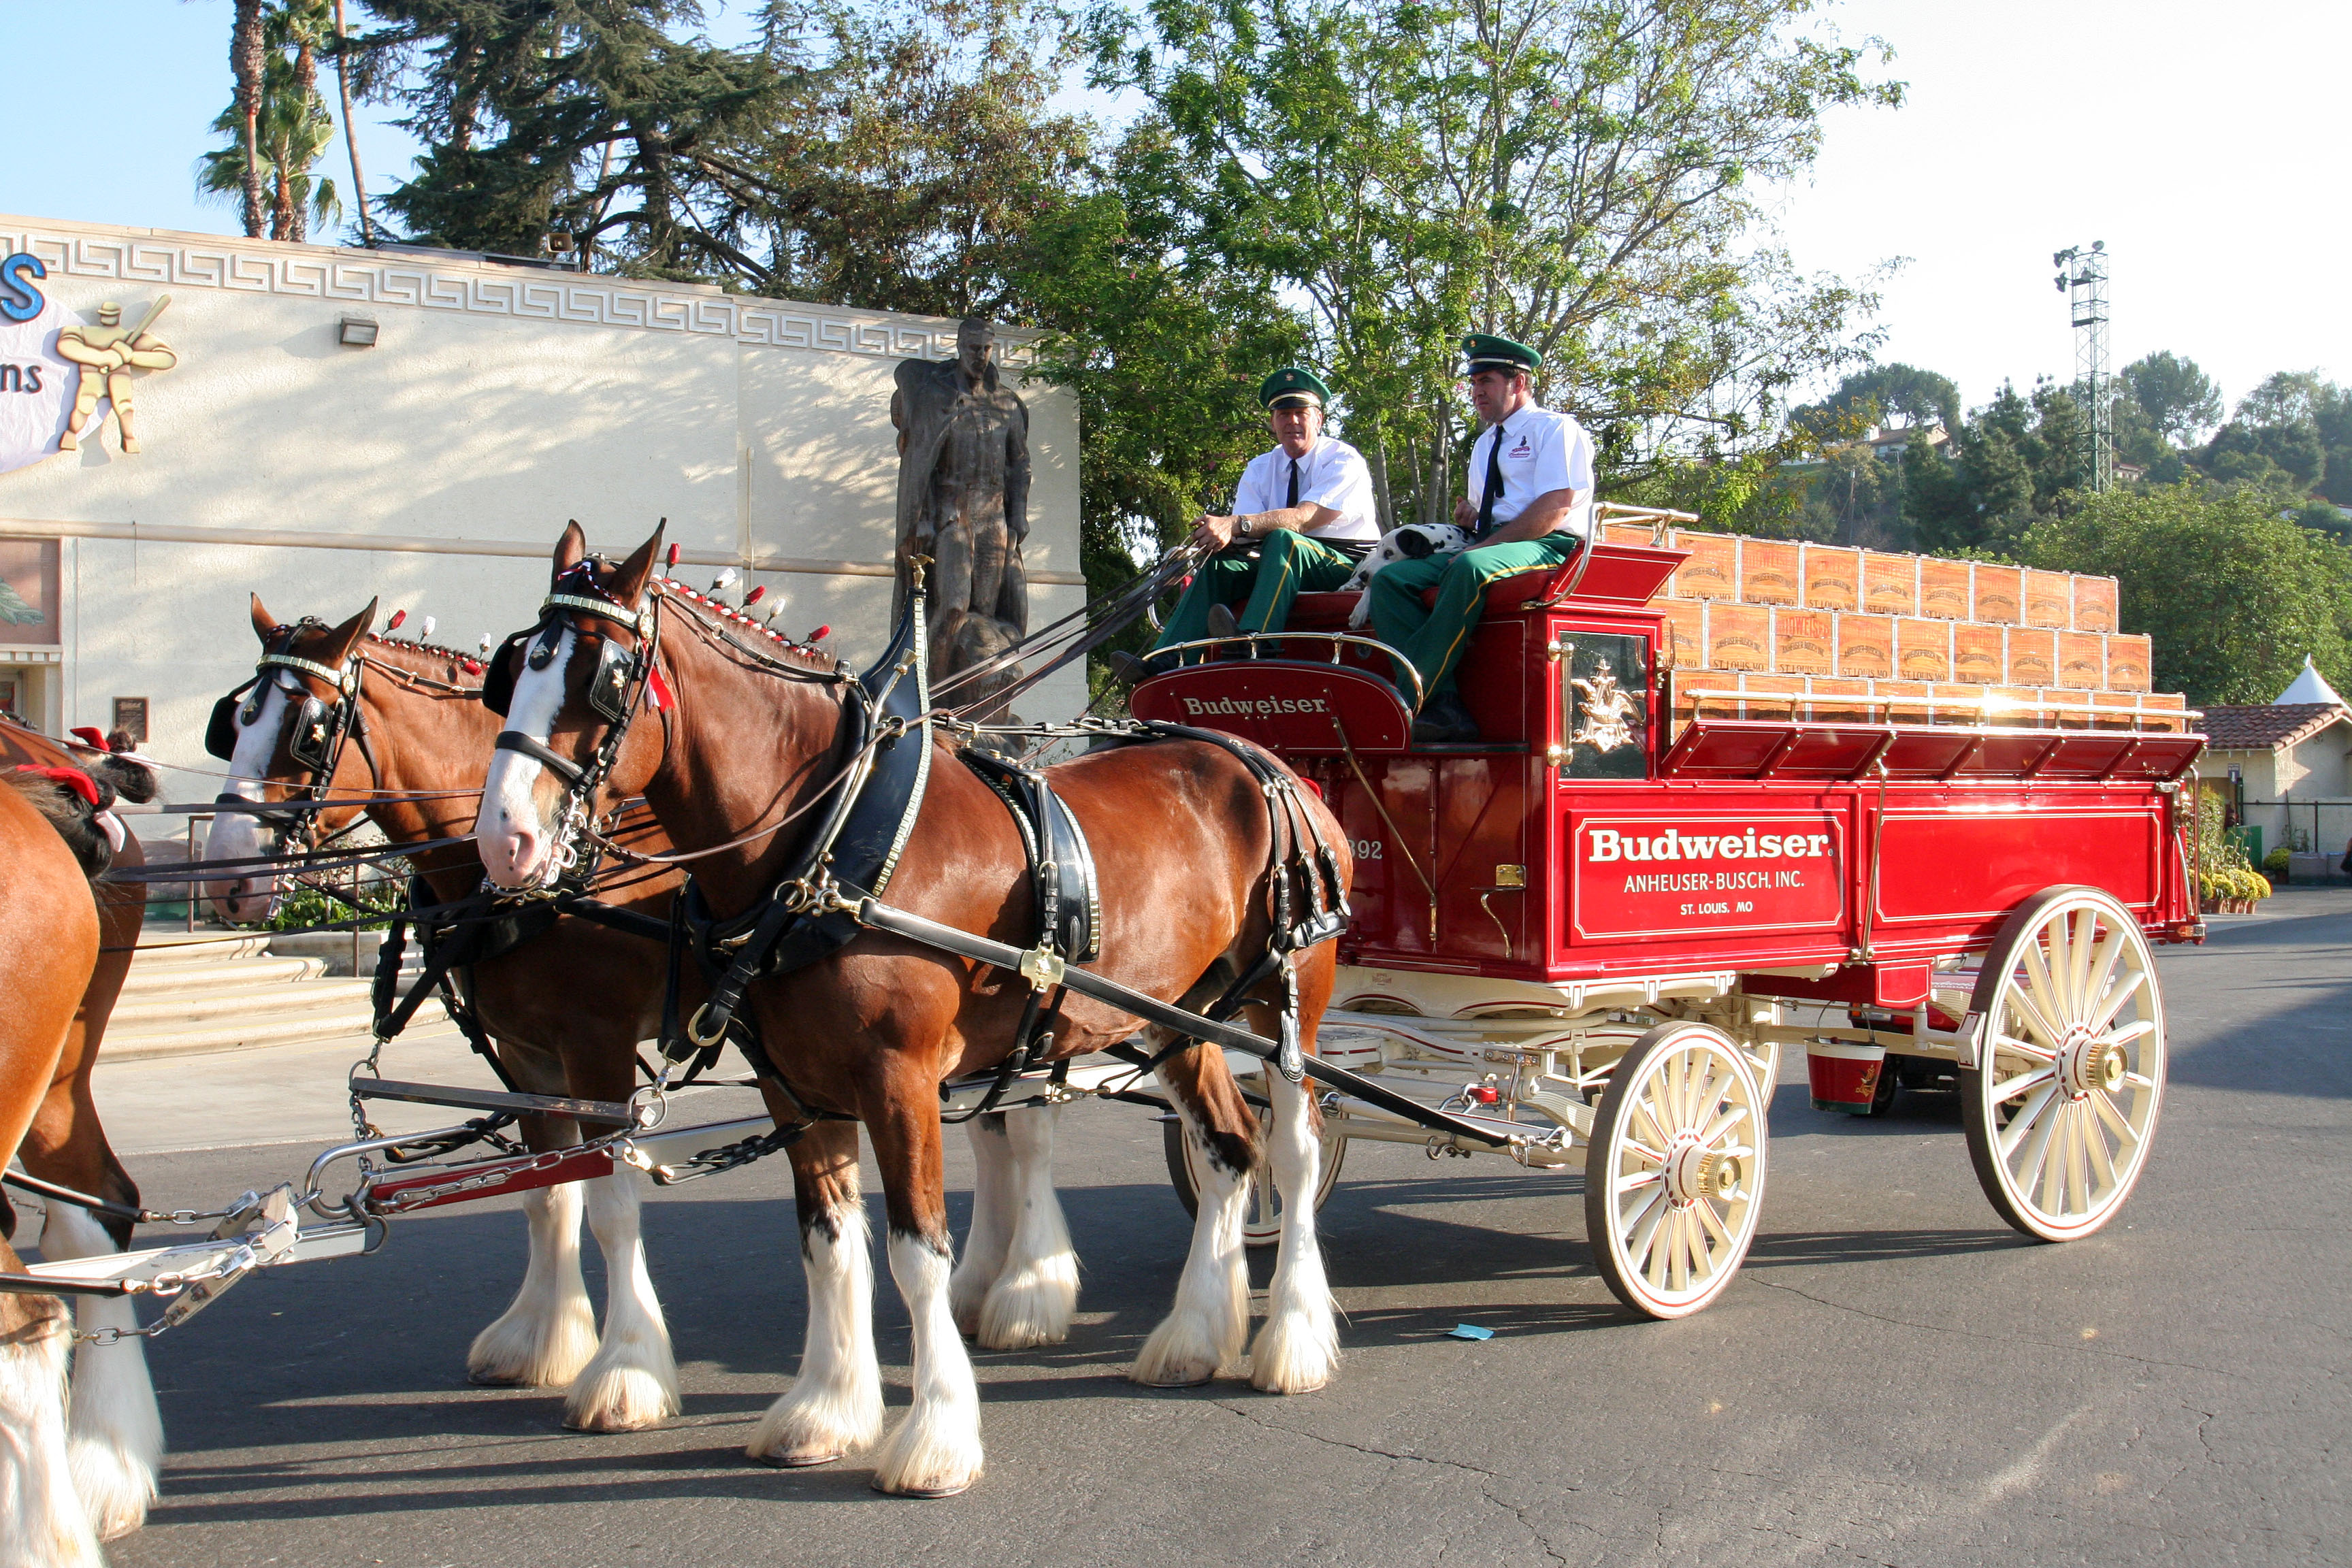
left=0, top=252, right=71, bottom=476
left=1570, top=812, right=1847, bottom=941
left=0, top=252, right=178, bottom=476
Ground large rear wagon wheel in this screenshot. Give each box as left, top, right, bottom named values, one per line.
left=1963, top=886, right=2166, bottom=1242
left=1584, top=1022, right=1767, bottom=1320
left=1162, top=1077, right=1347, bottom=1249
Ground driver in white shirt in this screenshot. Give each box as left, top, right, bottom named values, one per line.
left=1115, top=367, right=1379, bottom=678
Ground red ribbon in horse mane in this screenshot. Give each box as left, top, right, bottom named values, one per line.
left=14, top=764, right=100, bottom=806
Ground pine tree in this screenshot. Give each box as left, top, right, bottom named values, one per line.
left=356, top=1, right=780, bottom=274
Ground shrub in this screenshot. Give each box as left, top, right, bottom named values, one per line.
left=2264, top=846, right=2292, bottom=877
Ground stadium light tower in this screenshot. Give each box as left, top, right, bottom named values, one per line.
left=2053, top=242, right=2111, bottom=492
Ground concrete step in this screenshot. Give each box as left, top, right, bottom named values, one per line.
left=101, top=994, right=456, bottom=1062
left=108, top=977, right=378, bottom=1028
left=127, top=932, right=274, bottom=966
left=117, top=954, right=329, bottom=995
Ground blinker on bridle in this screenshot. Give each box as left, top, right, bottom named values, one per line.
left=202, top=620, right=368, bottom=838
left=487, top=566, right=664, bottom=873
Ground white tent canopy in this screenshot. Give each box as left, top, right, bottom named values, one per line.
left=2275, top=655, right=2347, bottom=707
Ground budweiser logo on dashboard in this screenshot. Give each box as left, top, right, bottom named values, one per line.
left=1180, top=695, right=1331, bottom=717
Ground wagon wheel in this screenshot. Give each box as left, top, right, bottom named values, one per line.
left=1162, top=1075, right=1347, bottom=1249
left=1963, top=886, right=2166, bottom=1242
left=1583, top=1022, right=1767, bottom=1320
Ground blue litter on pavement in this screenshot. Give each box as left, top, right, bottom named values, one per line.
left=1448, top=1323, right=1493, bottom=1341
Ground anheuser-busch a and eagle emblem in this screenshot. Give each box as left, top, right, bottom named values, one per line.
left=1569, top=659, right=1642, bottom=753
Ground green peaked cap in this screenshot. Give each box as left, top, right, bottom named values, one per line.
left=1462, top=333, right=1541, bottom=374
left=1259, top=366, right=1331, bottom=410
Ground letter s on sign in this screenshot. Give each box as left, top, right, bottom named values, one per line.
left=0, top=254, right=46, bottom=323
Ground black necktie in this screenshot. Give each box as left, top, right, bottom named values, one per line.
left=1476, top=422, right=1506, bottom=538
left=1286, top=457, right=1301, bottom=510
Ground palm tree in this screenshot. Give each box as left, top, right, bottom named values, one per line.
left=233, top=0, right=267, bottom=237
left=200, top=1, right=343, bottom=242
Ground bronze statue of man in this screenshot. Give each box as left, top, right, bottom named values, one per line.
left=892, top=316, right=1032, bottom=717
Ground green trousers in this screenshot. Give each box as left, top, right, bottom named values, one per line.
left=1367, top=532, right=1581, bottom=704
left=1150, top=530, right=1363, bottom=664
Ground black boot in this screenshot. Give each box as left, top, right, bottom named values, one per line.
left=1411, top=689, right=1481, bottom=745
left=1205, top=603, right=1242, bottom=639
left=1106, top=650, right=1161, bottom=686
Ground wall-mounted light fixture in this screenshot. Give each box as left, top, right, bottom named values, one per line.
left=338, top=316, right=380, bottom=347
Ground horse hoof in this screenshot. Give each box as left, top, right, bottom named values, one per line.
left=755, top=1448, right=845, bottom=1469
left=1129, top=1370, right=1215, bottom=1389
left=872, top=1475, right=975, bottom=1499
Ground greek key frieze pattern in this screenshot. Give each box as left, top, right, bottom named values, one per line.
left=0, top=223, right=1030, bottom=366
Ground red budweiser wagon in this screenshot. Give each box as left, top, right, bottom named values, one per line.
left=1129, top=533, right=2201, bottom=1319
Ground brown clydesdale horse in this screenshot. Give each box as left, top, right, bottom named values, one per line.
left=475, top=523, right=1348, bottom=1497
left=196, top=596, right=1093, bottom=1435
left=0, top=723, right=163, bottom=1545
left=0, top=765, right=112, bottom=1565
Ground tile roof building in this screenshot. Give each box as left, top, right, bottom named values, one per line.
left=2193, top=659, right=2352, bottom=866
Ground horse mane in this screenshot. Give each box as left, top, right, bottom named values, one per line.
left=649, top=576, right=836, bottom=672
left=362, top=630, right=488, bottom=683
left=5, top=769, right=118, bottom=880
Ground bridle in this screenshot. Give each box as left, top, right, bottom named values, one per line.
left=205, top=621, right=378, bottom=851
left=486, top=563, right=862, bottom=885
left=484, top=561, right=673, bottom=886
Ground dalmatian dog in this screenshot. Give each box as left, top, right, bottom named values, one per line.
left=1340, top=523, right=1473, bottom=626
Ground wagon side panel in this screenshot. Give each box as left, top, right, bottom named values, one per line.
left=1870, top=793, right=2164, bottom=950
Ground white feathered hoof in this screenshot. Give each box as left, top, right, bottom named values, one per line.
left=0, top=1311, right=104, bottom=1568
left=1247, top=1301, right=1339, bottom=1395
left=745, top=1384, right=884, bottom=1470
left=975, top=1256, right=1077, bottom=1351
left=1130, top=1305, right=1244, bottom=1388
left=561, top=1343, right=681, bottom=1433
left=867, top=1405, right=983, bottom=1498
left=68, top=1427, right=158, bottom=1541
left=466, top=1299, right=599, bottom=1388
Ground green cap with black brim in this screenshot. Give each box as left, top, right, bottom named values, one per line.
left=1462, top=333, right=1541, bottom=374
left=1260, top=366, right=1332, bottom=410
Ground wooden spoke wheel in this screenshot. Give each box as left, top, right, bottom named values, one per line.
left=1162, top=1075, right=1347, bottom=1249
left=1963, top=887, right=2166, bottom=1242
left=1584, top=1022, right=1767, bottom=1320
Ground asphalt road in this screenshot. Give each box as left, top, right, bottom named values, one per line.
left=37, top=891, right=2351, bottom=1567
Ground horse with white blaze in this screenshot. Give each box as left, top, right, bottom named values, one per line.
left=476, top=521, right=1351, bottom=1496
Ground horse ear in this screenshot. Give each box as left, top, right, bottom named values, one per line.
left=319, top=597, right=378, bottom=664
left=553, top=519, right=587, bottom=578
left=609, top=521, right=665, bottom=608
left=250, top=593, right=277, bottom=642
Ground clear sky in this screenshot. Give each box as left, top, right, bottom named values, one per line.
left=3, top=0, right=2339, bottom=426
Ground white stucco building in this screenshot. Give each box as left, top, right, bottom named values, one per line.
left=0, top=213, right=1083, bottom=772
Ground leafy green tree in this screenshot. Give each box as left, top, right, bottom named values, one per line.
left=2237, top=370, right=2331, bottom=429
left=2021, top=482, right=2352, bottom=705
left=709, top=0, right=1094, bottom=316
left=201, top=0, right=342, bottom=242
left=1799, top=362, right=1960, bottom=437
left=2202, top=419, right=2323, bottom=492
left=1088, top=0, right=1899, bottom=527
left=2120, top=350, right=2221, bottom=444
